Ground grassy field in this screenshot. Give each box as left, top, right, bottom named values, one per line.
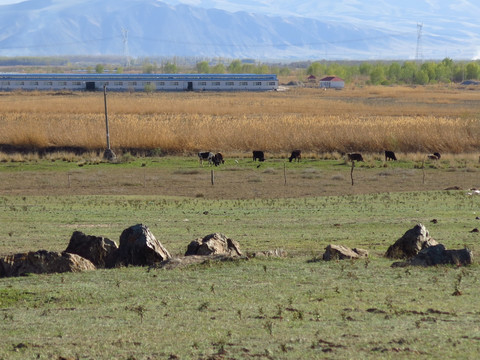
left=1, top=85, right=480, bottom=359
left=1, top=158, right=480, bottom=359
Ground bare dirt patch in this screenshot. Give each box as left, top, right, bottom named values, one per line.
left=0, top=162, right=478, bottom=199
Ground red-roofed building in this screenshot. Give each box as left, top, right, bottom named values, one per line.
left=319, top=76, right=344, bottom=89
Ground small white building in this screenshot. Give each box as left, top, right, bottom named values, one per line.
left=319, top=76, right=344, bottom=89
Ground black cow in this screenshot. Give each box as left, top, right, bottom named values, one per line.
left=253, top=150, right=265, bottom=162
left=198, top=151, right=214, bottom=165
left=347, top=153, right=364, bottom=162
left=289, top=150, right=302, bottom=162
left=428, top=152, right=441, bottom=160
left=212, top=152, right=225, bottom=166
left=385, top=150, right=397, bottom=161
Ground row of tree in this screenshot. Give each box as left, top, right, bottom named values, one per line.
left=6, top=55, right=478, bottom=85
left=306, top=58, right=479, bottom=85
left=191, top=58, right=480, bottom=85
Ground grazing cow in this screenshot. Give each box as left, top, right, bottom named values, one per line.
left=427, top=152, right=441, bottom=160
left=253, top=150, right=265, bottom=162
left=347, top=153, right=364, bottom=162
left=198, top=151, right=214, bottom=165
left=289, top=150, right=302, bottom=162
left=212, top=152, right=225, bottom=166
left=385, top=150, right=397, bottom=161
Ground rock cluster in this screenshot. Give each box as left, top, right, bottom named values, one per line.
left=0, top=224, right=171, bottom=277
left=385, top=224, right=438, bottom=259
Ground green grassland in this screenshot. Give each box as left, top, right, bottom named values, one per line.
left=1, top=157, right=480, bottom=359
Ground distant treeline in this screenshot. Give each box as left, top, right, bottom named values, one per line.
left=1, top=56, right=478, bottom=85
left=305, top=58, right=480, bottom=85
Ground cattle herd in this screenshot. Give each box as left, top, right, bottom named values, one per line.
left=197, top=150, right=444, bottom=165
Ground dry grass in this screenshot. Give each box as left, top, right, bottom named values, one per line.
left=0, top=85, right=479, bottom=155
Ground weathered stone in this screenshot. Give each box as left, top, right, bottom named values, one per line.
left=391, top=244, right=473, bottom=267
left=185, top=233, right=242, bottom=257
left=0, top=250, right=95, bottom=277
left=385, top=224, right=438, bottom=259
left=113, top=224, right=171, bottom=266
left=322, top=244, right=368, bottom=261
left=65, top=231, right=118, bottom=268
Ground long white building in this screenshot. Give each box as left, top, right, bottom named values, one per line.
left=0, top=73, right=278, bottom=92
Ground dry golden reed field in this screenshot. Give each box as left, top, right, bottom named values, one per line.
left=0, top=85, right=479, bottom=158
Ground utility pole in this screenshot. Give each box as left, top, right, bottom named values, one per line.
left=122, top=27, right=131, bottom=67
left=415, top=23, right=423, bottom=64
left=103, top=85, right=116, bottom=161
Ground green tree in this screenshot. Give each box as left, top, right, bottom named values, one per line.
left=196, top=61, right=210, bottom=73
left=435, top=63, right=452, bottom=83
left=211, top=63, right=226, bottom=74
left=254, top=64, right=270, bottom=74
left=228, top=60, right=243, bottom=73
left=414, top=69, right=429, bottom=85
left=359, top=62, right=372, bottom=76
left=399, top=61, right=417, bottom=84
left=369, top=65, right=386, bottom=85
left=387, top=63, right=401, bottom=82
left=115, top=67, right=124, bottom=74
left=142, top=60, right=158, bottom=74
left=306, top=62, right=325, bottom=76
left=420, top=62, right=437, bottom=82
left=465, top=62, right=480, bottom=80
left=95, top=64, right=105, bottom=74
left=163, top=62, right=178, bottom=73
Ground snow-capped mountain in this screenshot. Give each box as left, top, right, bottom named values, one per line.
left=0, top=0, right=478, bottom=60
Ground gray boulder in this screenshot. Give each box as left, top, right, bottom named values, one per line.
left=65, top=231, right=118, bottom=268
left=385, top=224, right=438, bottom=259
left=392, top=244, right=473, bottom=267
left=0, top=250, right=96, bottom=278
left=185, top=233, right=242, bottom=257
left=113, top=224, right=171, bottom=266
left=322, top=244, right=368, bottom=261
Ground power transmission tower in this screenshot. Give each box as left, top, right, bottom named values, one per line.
left=122, top=27, right=131, bottom=67
left=415, top=23, right=423, bottom=63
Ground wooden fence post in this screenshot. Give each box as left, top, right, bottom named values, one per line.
left=351, top=160, right=355, bottom=186
left=211, top=170, right=215, bottom=186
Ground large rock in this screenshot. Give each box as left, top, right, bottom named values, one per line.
left=392, top=244, right=473, bottom=267
left=185, top=233, right=242, bottom=257
left=65, top=231, right=118, bottom=268
left=114, top=224, right=171, bottom=266
left=322, top=244, right=368, bottom=261
left=0, top=250, right=96, bottom=278
left=385, top=224, right=438, bottom=259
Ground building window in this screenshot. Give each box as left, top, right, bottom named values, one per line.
left=114, top=81, right=123, bottom=86
left=226, top=81, right=234, bottom=86
left=199, top=81, right=207, bottom=86
left=72, top=82, right=82, bottom=86
left=17, top=81, right=24, bottom=85
left=2, top=81, right=10, bottom=85
left=268, top=82, right=276, bottom=86
left=240, top=81, right=248, bottom=86
left=157, top=82, right=165, bottom=86
left=59, top=81, right=67, bottom=86
left=30, top=81, right=39, bottom=86
left=213, top=82, right=220, bottom=86
left=171, top=82, right=179, bottom=86
left=254, top=82, right=262, bottom=86
left=128, top=81, right=137, bottom=86
left=45, top=81, right=52, bottom=86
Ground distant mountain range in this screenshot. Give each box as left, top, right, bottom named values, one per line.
left=0, top=0, right=479, bottom=60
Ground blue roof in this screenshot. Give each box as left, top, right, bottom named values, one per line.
left=0, top=73, right=278, bottom=81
